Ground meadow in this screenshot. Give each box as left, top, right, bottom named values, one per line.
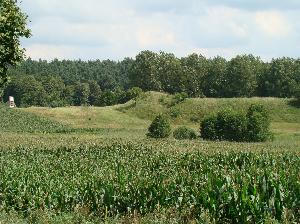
left=0, top=92, right=299, bottom=223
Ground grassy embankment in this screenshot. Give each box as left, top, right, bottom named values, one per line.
left=17, top=91, right=300, bottom=140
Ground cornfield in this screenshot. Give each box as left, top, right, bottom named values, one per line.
left=0, top=142, right=299, bottom=223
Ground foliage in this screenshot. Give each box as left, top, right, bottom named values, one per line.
left=4, top=75, right=47, bottom=107
left=117, top=87, right=142, bottom=104
left=203, top=56, right=227, bottom=97
left=171, top=92, right=188, bottom=106
left=169, top=107, right=181, bottom=118
left=0, top=0, right=31, bottom=88
left=200, top=105, right=272, bottom=142
left=199, top=115, right=218, bottom=140
left=87, top=80, right=102, bottom=106
left=5, top=52, right=300, bottom=106
left=126, top=87, right=143, bottom=100
left=0, top=104, right=69, bottom=133
left=224, top=55, right=264, bottom=97
left=173, top=126, right=197, bottom=140
left=260, top=58, right=298, bottom=97
left=73, top=82, right=90, bottom=106
left=293, top=85, right=300, bottom=105
left=0, top=143, right=298, bottom=223
left=38, top=75, right=66, bottom=107
left=247, top=104, right=273, bottom=142
left=147, top=114, right=171, bottom=138
left=200, top=109, right=248, bottom=142
left=130, top=50, right=161, bottom=91
left=180, top=53, right=208, bottom=97
left=157, top=52, right=183, bottom=93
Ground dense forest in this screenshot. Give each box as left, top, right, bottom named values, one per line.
left=2, top=51, right=300, bottom=107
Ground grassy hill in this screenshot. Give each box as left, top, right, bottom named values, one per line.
left=0, top=104, right=68, bottom=133
left=118, top=92, right=300, bottom=135
left=18, top=91, right=300, bottom=138
left=118, top=91, right=300, bottom=122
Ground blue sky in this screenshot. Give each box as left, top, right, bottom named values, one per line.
left=20, top=0, right=300, bottom=61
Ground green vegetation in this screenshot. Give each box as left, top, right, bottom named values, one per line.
left=0, top=1, right=299, bottom=222
left=147, top=114, right=171, bottom=138
left=0, top=104, right=68, bottom=133
left=0, top=92, right=299, bottom=222
left=173, top=126, right=197, bottom=140
left=200, top=104, right=272, bottom=142
left=0, top=0, right=31, bottom=87
left=201, top=108, right=248, bottom=142
left=0, top=143, right=298, bottom=223
left=3, top=75, right=142, bottom=107
left=4, top=52, right=300, bottom=107
left=247, top=104, right=273, bottom=142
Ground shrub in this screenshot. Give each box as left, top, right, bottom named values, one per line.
left=118, top=87, right=143, bottom=104
left=215, top=109, right=248, bottom=141
left=173, top=126, right=197, bottom=140
left=200, top=115, right=218, bottom=140
left=200, top=105, right=272, bottom=142
left=201, top=109, right=247, bottom=141
left=171, top=92, right=188, bottom=106
left=246, top=104, right=273, bottom=142
left=127, top=87, right=143, bottom=100
left=147, top=114, right=171, bottom=138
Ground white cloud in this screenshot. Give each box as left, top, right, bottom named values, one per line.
left=255, top=11, right=291, bottom=36
left=25, top=44, right=77, bottom=60
left=20, top=0, right=300, bottom=60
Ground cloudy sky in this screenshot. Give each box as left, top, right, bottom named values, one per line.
left=20, top=0, right=300, bottom=61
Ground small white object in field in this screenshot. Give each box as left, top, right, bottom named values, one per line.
left=8, top=96, right=16, bottom=108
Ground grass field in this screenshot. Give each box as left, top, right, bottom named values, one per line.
left=0, top=92, right=299, bottom=223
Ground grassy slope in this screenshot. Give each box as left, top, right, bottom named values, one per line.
left=23, top=106, right=148, bottom=129
left=0, top=104, right=68, bottom=133
left=17, top=91, right=300, bottom=138
left=119, top=92, right=300, bottom=135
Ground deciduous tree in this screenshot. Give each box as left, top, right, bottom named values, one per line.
left=0, top=0, right=30, bottom=87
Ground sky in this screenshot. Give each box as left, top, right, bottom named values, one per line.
left=20, top=0, right=300, bottom=61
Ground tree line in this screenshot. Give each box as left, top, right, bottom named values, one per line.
left=2, top=50, right=300, bottom=107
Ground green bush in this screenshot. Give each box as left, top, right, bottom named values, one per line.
left=200, top=115, right=218, bottom=140
left=247, top=104, right=273, bottom=142
left=201, top=109, right=247, bottom=142
left=173, top=126, right=197, bottom=140
left=171, top=92, right=188, bottom=106
left=147, top=114, right=171, bottom=138
left=216, top=109, right=248, bottom=141
left=200, top=104, right=272, bottom=142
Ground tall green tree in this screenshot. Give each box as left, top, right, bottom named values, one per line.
left=38, top=75, right=65, bottom=107
left=261, top=58, right=298, bottom=97
left=0, top=0, right=31, bottom=87
left=157, top=52, right=183, bottom=94
left=88, top=80, right=102, bottom=106
left=4, top=75, right=47, bottom=107
left=180, top=54, right=208, bottom=97
left=73, top=82, right=90, bottom=106
left=224, top=55, right=263, bottom=97
left=130, top=51, right=161, bottom=91
left=203, top=56, right=227, bottom=97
